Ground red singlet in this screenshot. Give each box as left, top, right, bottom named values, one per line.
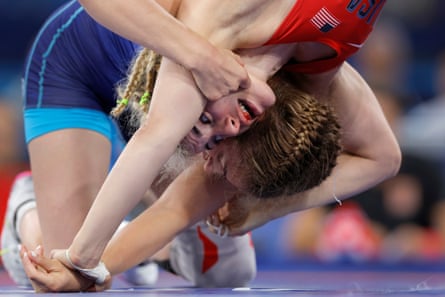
left=265, top=0, right=386, bottom=73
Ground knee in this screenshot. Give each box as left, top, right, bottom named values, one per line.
left=193, top=249, right=257, bottom=288
left=169, top=223, right=257, bottom=287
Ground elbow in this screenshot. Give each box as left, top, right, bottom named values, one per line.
left=380, top=140, right=402, bottom=180
left=390, top=145, right=402, bottom=178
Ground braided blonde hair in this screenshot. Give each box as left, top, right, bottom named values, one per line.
left=111, top=48, right=161, bottom=139
left=232, top=71, right=342, bottom=198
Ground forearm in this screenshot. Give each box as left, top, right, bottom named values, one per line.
left=78, top=0, right=214, bottom=71
left=102, top=162, right=230, bottom=275
left=68, top=133, right=178, bottom=268
left=103, top=204, right=186, bottom=275
left=255, top=152, right=394, bottom=221
left=68, top=58, right=205, bottom=268
left=246, top=63, right=402, bottom=224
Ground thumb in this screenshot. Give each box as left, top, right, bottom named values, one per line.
left=49, top=248, right=64, bottom=259
left=50, top=249, right=70, bottom=266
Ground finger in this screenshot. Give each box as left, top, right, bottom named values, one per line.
left=205, top=219, right=217, bottom=234
left=211, top=214, right=221, bottom=225
left=19, top=244, right=30, bottom=257
left=31, top=246, right=48, bottom=273
left=28, top=249, right=57, bottom=272
left=22, top=251, right=48, bottom=282
left=206, top=219, right=224, bottom=236
left=206, top=220, right=229, bottom=238
left=230, top=53, right=250, bottom=89
left=35, top=245, right=44, bottom=256
left=217, top=203, right=230, bottom=220
left=230, top=51, right=245, bottom=67
left=216, top=224, right=229, bottom=238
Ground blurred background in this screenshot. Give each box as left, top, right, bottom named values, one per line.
left=1, top=0, right=445, bottom=271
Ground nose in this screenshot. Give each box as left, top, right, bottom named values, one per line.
left=223, top=116, right=240, bottom=137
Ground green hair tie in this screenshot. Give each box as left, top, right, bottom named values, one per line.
left=117, top=98, right=129, bottom=106
left=139, top=92, right=150, bottom=105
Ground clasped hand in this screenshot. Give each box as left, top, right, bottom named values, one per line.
left=19, top=246, right=110, bottom=293
left=206, top=194, right=270, bottom=237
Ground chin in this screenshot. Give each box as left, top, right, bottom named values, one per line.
left=159, top=143, right=196, bottom=178
left=180, top=137, right=204, bottom=154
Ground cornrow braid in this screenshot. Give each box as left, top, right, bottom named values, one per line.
left=234, top=71, right=342, bottom=198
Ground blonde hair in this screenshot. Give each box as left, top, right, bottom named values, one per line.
left=111, top=48, right=161, bottom=139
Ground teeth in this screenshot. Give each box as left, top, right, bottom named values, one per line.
left=239, top=102, right=251, bottom=120
left=239, top=102, right=247, bottom=112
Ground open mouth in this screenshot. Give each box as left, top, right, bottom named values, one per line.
left=238, top=99, right=259, bottom=123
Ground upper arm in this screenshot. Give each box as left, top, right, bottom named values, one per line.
left=323, top=63, right=401, bottom=175
left=292, top=62, right=400, bottom=164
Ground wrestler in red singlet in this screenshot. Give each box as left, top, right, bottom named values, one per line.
left=265, top=0, right=386, bottom=73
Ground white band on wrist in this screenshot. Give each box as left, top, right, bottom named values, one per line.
left=65, top=250, right=110, bottom=285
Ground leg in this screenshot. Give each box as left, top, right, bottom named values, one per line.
left=28, top=128, right=111, bottom=252
left=1, top=108, right=120, bottom=286
left=1, top=172, right=39, bottom=286
left=169, top=221, right=256, bottom=287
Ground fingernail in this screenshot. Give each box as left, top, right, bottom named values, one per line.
left=30, top=251, right=37, bottom=258
left=36, top=245, right=42, bottom=252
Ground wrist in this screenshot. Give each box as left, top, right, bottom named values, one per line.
left=180, top=35, right=216, bottom=72
left=65, top=249, right=110, bottom=285
left=67, top=247, right=99, bottom=269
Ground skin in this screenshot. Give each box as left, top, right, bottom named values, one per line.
left=25, top=13, right=276, bottom=259
left=20, top=62, right=401, bottom=292
left=21, top=0, right=401, bottom=291
left=78, top=0, right=251, bottom=101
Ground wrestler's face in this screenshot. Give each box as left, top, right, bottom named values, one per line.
left=183, top=76, right=275, bottom=153
left=202, top=140, right=248, bottom=192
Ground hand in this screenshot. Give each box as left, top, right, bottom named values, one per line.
left=207, top=194, right=271, bottom=236
left=190, top=48, right=250, bottom=101
left=19, top=246, right=105, bottom=292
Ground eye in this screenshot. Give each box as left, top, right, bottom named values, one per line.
left=199, top=113, right=211, bottom=124
left=214, top=135, right=224, bottom=144
left=238, top=100, right=256, bottom=121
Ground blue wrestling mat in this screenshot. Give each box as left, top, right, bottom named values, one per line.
left=2, top=264, right=445, bottom=296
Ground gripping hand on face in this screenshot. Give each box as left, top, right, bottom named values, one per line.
left=190, top=48, right=250, bottom=101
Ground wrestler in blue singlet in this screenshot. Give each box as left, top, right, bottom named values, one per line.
left=23, top=0, right=140, bottom=156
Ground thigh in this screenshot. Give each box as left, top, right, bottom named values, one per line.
left=29, top=128, right=111, bottom=252
left=25, top=107, right=118, bottom=252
